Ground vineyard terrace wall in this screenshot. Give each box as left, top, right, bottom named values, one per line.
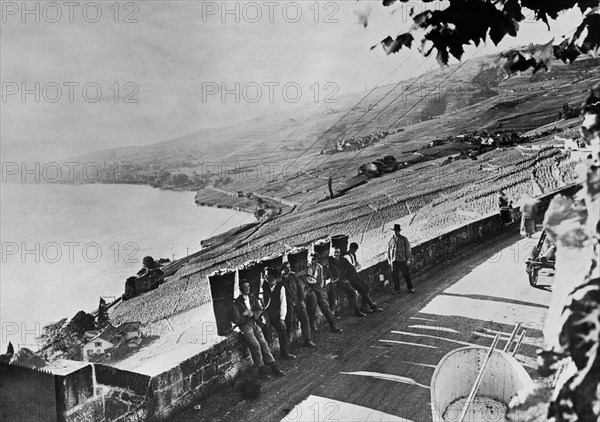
left=4, top=184, right=574, bottom=422
left=140, top=183, right=580, bottom=421
left=141, top=200, right=555, bottom=420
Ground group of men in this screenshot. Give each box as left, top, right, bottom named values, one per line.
left=231, top=224, right=414, bottom=379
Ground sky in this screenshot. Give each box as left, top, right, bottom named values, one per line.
left=0, top=1, right=585, bottom=161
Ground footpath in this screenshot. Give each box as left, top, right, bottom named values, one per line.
left=172, top=231, right=553, bottom=422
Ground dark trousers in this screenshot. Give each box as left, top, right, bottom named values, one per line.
left=306, top=285, right=338, bottom=329
left=500, top=208, right=511, bottom=225
left=392, top=261, right=413, bottom=291
left=333, top=279, right=360, bottom=313
left=239, top=321, right=275, bottom=368
left=327, top=283, right=338, bottom=314
left=286, top=301, right=312, bottom=342
left=268, top=314, right=290, bottom=356
left=348, top=276, right=377, bottom=310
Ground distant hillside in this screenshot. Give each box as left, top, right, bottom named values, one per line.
left=102, top=53, right=600, bottom=367
left=69, top=54, right=598, bottom=204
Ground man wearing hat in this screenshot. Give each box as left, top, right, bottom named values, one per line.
left=388, top=224, right=414, bottom=294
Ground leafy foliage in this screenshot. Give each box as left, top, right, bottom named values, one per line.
left=66, top=310, right=96, bottom=339
left=38, top=318, right=69, bottom=353
left=97, top=298, right=111, bottom=329
left=377, top=0, right=600, bottom=72
left=0, top=342, right=14, bottom=363
left=10, top=348, right=46, bottom=368
left=371, top=33, right=414, bottom=54
left=169, top=172, right=190, bottom=186
left=38, top=310, right=97, bottom=357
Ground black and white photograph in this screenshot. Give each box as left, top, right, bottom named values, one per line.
left=1, top=0, right=599, bottom=421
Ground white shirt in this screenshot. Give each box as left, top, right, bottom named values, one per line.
left=242, top=294, right=251, bottom=312
left=345, top=252, right=361, bottom=270
left=279, top=287, right=287, bottom=320
left=265, top=283, right=287, bottom=320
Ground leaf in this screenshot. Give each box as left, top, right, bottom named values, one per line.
left=533, top=38, right=555, bottom=70
left=375, top=33, right=414, bottom=54
left=577, top=0, right=600, bottom=14
left=489, top=13, right=516, bottom=45
left=448, top=39, right=465, bottom=62
left=436, top=49, right=449, bottom=67
left=500, top=51, right=535, bottom=73
left=553, top=39, right=581, bottom=63
left=576, top=13, right=600, bottom=55
left=521, top=0, right=580, bottom=30
left=375, top=0, right=597, bottom=72
left=503, top=0, right=524, bottom=22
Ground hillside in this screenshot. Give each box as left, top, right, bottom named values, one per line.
left=72, top=54, right=598, bottom=206
left=103, top=56, right=599, bottom=371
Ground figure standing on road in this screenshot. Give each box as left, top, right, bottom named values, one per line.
left=262, top=267, right=297, bottom=360
left=388, top=224, right=415, bottom=294
left=305, top=253, right=342, bottom=333
left=231, top=279, right=285, bottom=379
left=281, top=261, right=316, bottom=348
left=498, top=190, right=512, bottom=226
left=344, top=242, right=383, bottom=313
left=519, top=194, right=537, bottom=238
left=328, top=247, right=367, bottom=318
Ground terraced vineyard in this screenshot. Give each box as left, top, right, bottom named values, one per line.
left=110, top=145, right=581, bottom=327
left=108, top=54, right=599, bottom=341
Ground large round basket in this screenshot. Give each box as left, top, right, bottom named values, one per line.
left=258, top=254, right=284, bottom=272
left=287, top=248, right=309, bottom=276
left=330, top=234, right=349, bottom=254
left=238, top=262, right=263, bottom=297
left=207, top=271, right=236, bottom=336
left=313, top=240, right=331, bottom=266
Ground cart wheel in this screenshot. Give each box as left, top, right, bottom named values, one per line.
left=529, top=269, right=539, bottom=287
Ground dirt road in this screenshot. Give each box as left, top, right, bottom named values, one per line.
left=172, top=232, right=553, bottom=422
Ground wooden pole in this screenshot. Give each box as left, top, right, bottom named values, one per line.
left=458, top=333, right=501, bottom=422
left=511, top=329, right=527, bottom=357
left=552, top=359, right=569, bottom=388
left=503, top=322, right=522, bottom=352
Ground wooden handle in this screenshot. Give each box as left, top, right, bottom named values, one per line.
left=511, top=329, right=527, bottom=357
left=458, top=333, right=501, bottom=422
left=504, top=322, right=522, bottom=352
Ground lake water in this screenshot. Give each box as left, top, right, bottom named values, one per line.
left=0, top=183, right=254, bottom=352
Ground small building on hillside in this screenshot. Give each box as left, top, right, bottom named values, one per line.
left=82, top=322, right=142, bottom=362
left=82, top=325, right=117, bottom=361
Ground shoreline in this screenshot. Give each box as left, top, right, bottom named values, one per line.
left=0, top=183, right=256, bottom=354
left=3, top=179, right=260, bottom=214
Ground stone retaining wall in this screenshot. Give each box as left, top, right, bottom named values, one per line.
left=4, top=183, right=577, bottom=421
left=145, top=183, right=580, bottom=421
left=145, top=335, right=247, bottom=421
left=141, top=210, right=509, bottom=421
